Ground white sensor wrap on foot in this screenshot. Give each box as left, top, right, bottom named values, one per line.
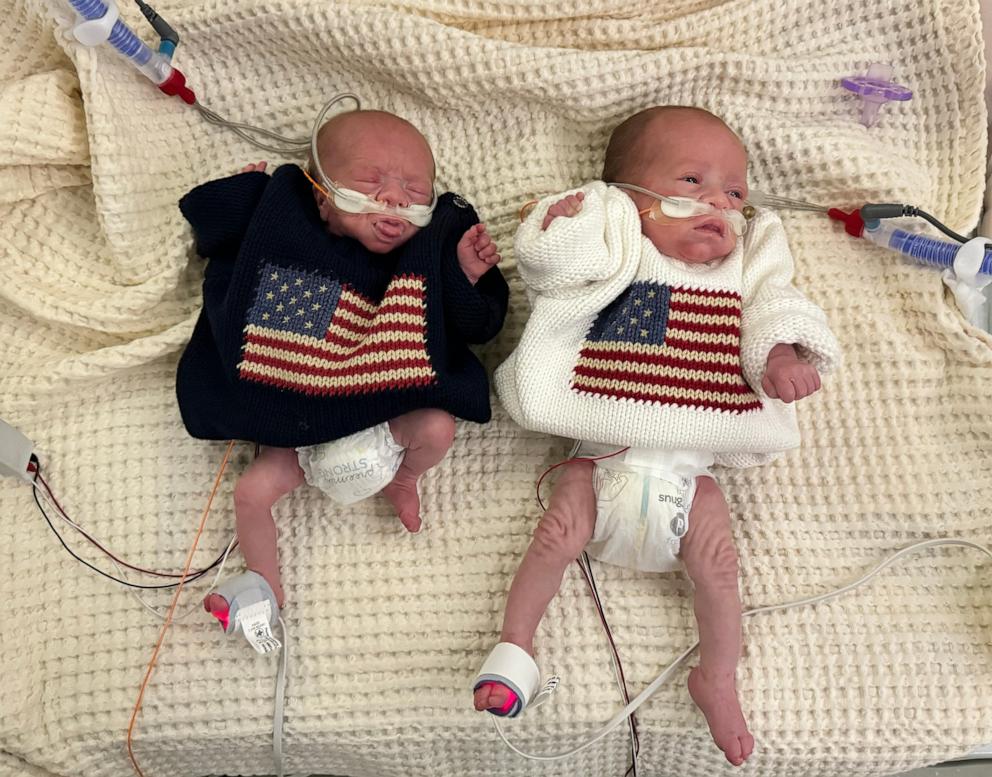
left=211, top=570, right=281, bottom=654
left=474, top=642, right=549, bottom=717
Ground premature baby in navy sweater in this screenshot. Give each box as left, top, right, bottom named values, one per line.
left=177, top=110, right=508, bottom=639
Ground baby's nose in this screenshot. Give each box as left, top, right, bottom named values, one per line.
left=703, top=190, right=732, bottom=210
left=377, top=179, right=410, bottom=208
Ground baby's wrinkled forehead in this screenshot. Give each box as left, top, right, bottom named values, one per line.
left=313, top=110, right=436, bottom=178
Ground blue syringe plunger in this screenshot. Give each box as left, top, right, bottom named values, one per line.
left=864, top=223, right=992, bottom=275
left=67, top=0, right=194, bottom=102
left=69, top=0, right=172, bottom=85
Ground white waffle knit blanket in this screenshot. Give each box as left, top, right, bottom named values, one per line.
left=1, top=1, right=991, bottom=776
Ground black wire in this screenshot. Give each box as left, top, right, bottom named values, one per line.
left=859, top=203, right=986, bottom=245
left=913, top=208, right=969, bottom=244
left=580, top=553, right=640, bottom=777
left=132, top=0, right=179, bottom=46
left=32, top=460, right=218, bottom=590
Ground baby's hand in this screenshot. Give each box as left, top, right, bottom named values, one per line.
left=240, top=161, right=268, bottom=173
left=761, top=343, right=821, bottom=403
left=541, top=192, right=584, bottom=230
left=457, top=223, right=501, bottom=285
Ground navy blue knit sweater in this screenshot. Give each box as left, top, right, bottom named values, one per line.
left=176, top=165, right=509, bottom=447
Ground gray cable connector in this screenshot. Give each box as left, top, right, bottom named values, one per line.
left=0, top=418, right=34, bottom=483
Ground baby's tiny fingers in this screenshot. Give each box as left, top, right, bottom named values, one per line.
left=781, top=378, right=798, bottom=403
left=479, top=243, right=498, bottom=259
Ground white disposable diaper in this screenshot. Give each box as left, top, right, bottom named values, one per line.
left=578, top=443, right=714, bottom=573
left=297, top=423, right=406, bottom=505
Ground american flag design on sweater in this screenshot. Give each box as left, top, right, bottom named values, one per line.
left=570, top=281, right=761, bottom=413
left=238, top=263, right=436, bottom=396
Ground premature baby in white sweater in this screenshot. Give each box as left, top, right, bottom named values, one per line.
left=473, top=106, right=841, bottom=766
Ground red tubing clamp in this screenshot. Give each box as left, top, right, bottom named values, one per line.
left=828, top=207, right=865, bottom=238
left=158, top=67, right=195, bottom=104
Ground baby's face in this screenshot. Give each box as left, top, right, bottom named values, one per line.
left=315, top=116, right=435, bottom=254
left=624, top=117, right=749, bottom=264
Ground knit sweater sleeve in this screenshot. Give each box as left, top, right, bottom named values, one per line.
left=513, top=181, right=641, bottom=297
left=739, top=210, right=842, bottom=389
left=433, top=194, right=510, bottom=344
left=178, top=171, right=270, bottom=264
left=441, top=256, right=510, bottom=344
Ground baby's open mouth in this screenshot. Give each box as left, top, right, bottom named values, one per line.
left=373, top=217, right=405, bottom=239
left=694, top=218, right=726, bottom=238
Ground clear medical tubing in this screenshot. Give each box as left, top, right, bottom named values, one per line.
left=68, top=0, right=172, bottom=83
left=863, top=223, right=992, bottom=274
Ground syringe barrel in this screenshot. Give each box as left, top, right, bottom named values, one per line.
left=888, top=229, right=959, bottom=269
left=68, top=0, right=172, bottom=84
left=866, top=225, right=992, bottom=275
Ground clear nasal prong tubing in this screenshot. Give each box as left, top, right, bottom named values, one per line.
left=610, top=182, right=749, bottom=236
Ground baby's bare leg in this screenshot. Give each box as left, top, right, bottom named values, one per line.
left=680, top=476, right=754, bottom=766
left=203, top=447, right=304, bottom=613
left=473, top=460, right=596, bottom=712
left=383, top=409, right=456, bottom=533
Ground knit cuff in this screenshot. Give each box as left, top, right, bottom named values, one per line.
left=514, top=181, right=620, bottom=294
left=441, top=256, right=509, bottom=344
left=740, top=307, right=843, bottom=392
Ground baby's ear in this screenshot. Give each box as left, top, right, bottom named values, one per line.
left=314, top=189, right=335, bottom=223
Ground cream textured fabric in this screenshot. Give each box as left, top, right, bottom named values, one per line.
left=1, top=1, right=991, bottom=776
left=495, top=183, right=842, bottom=466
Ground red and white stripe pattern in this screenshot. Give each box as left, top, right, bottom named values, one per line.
left=571, top=283, right=761, bottom=413
left=239, top=272, right=436, bottom=396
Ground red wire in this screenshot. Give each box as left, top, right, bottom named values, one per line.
left=36, top=472, right=237, bottom=578
left=534, top=446, right=639, bottom=770
left=576, top=557, right=640, bottom=757
left=534, top=446, right=630, bottom=511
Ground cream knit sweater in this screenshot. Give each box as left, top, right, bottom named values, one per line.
left=495, top=182, right=842, bottom=466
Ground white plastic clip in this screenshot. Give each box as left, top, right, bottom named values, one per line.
left=72, top=0, right=120, bottom=47
left=942, top=236, right=992, bottom=327
left=527, top=675, right=561, bottom=710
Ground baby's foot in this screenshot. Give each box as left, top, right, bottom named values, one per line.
left=381, top=473, right=421, bottom=532
left=473, top=680, right=519, bottom=715
left=203, top=573, right=284, bottom=630
left=687, top=666, right=754, bottom=766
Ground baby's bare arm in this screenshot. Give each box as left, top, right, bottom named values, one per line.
left=541, top=191, right=585, bottom=230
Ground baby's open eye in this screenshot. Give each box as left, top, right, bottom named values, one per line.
left=681, top=176, right=699, bottom=184
left=729, top=190, right=744, bottom=199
